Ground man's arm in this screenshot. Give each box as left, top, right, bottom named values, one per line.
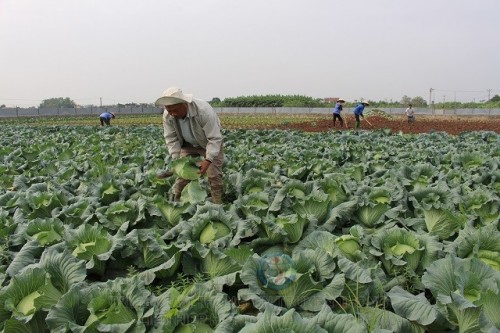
left=198, top=159, right=212, bottom=175
left=162, top=112, right=181, bottom=159
left=197, top=105, right=223, bottom=162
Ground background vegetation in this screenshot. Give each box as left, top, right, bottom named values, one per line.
left=209, top=94, right=500, bottom=109
left=9, top=94, right=500, bottom=110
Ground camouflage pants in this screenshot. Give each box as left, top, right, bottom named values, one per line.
left=173, top=145, right=224, bottom=203
left=355, top=114, right=361, bottom=128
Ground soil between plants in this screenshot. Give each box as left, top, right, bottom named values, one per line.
left=273, top=115, right=500, bottom=135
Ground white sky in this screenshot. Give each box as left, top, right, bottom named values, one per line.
left=1, top=0, right=499, bottom=107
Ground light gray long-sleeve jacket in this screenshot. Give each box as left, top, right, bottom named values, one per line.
left=162, top=98, right=223, bottom=161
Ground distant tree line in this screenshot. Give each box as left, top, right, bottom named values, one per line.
left=430, top=94, right=500, bottom=109
left=31, top=94, right=500, bottom=109
left=35, top=98, right=151, bottom=108
left=210, top=94, right=500, bottom=109
left=210, top=95, right=324, bottom=107
left=39, top=97, right=76, bottom=108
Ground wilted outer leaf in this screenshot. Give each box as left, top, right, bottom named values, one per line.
left=387, top=286, right=439, bottom=326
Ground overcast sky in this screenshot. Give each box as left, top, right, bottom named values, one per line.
left=1, top=0, right=499, bottom=107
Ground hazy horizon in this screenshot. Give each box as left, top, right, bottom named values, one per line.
left=1, top=0, right=499, bottom=107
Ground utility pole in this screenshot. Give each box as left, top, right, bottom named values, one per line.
left=487, top=89, right=492, bottom=101
left=429, top=88, right=433, bottom=109
left=454, top=91, right=457, bottom=114
left=100, top=97, right=102, bottom=107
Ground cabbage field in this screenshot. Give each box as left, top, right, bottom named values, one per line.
left=0, top=125, right=499, bottom=332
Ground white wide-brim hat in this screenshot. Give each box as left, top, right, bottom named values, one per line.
left=154, top=87, right=193, bottom=106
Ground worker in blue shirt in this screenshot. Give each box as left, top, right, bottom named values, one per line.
left=353, top=101, right=369, bottom=128
left=99, top=111, right=115, bottom=126
left=332, top=98, right=345, bottom=128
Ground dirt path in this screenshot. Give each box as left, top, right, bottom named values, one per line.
left=276, top=115, right=500, bottom=135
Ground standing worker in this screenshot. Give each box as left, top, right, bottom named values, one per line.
left=353, top=101, right=370, bottom=128
left=332, top=98, right=345, bottom=128
left=405, top=103, right=415, bottom=124
left=99, top=111, right=115, bottom=126
left=155, top=87, right=224, bottom=204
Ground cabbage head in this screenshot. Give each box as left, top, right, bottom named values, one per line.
left=370, top=227, right=424, bottom=275
left=200, top=222, right=231, bottom=244
left=422, top=256, right=500, bottom=332
left=171, top=157, right=201, bottom=180
left=447, top=223, right=500, bottom=271
left=46, top=277, right=155, bottom=333
left=335, top=234, right=362, bottom=262
left=25, top=217, right=64, bottom=246
left=0, top=267, right=62, bottom=326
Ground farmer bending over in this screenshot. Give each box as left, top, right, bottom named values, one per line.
left=99, top=111, right=115, bottom=126
left=353, top=101, right=369, bottom=128
left=155, top=87, right=224, bottom=204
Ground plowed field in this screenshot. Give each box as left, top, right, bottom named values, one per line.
left=275, top=115, right=500, bottom=135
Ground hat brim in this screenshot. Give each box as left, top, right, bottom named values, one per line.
left=337, top=99, right=345, bottom=103
left=362, top=102, right=370, bottom=106
left=154, top=94, right=193, bottom=107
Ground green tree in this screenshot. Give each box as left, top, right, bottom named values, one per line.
left=489, top=94, right=500, bottom=102
left=400, top=95, right=427, bottom=107
left=39, top=97, right=76, bottom=108
left=220, top=95, right=323, bottom=107
left=410, top=96, right=427, bottom=107
left=400, top=95, right=411, bottom=105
